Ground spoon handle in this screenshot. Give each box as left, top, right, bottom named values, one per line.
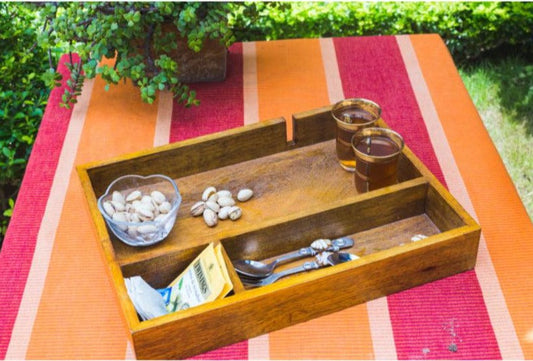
left=273, top=247, right=316, bottom=266
left=268, top=261, right=320, bottom=284
left=273, top=237, right=354, bottom=267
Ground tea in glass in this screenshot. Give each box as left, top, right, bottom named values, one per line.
left=332, top=98, right=381, bottom=171
left=351, top=127, right=404, bottom=193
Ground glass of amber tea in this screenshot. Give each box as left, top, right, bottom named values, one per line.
left=351, top=127, right=404, bottom=193
left=332, top=98, right=381, bottom=171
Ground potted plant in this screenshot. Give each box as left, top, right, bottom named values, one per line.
left=37, top=2, right=235, bottom=107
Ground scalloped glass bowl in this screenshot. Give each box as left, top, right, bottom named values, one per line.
left=97, top=174, right=181, bottom=247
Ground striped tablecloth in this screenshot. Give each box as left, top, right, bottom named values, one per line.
left=1, top=34, right=532, bottom=360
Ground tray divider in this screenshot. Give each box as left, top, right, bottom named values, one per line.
left=291, top=105, right=336, bottom=146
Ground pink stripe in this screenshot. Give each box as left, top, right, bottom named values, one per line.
left=0, top=55, right=75, bottom=358
left=188, top=341, right=248, bottom=360
left=170, top=43, right=247, bottom=360
left=333, top=36, right=500, bottom=359
left=170, top=43, right=244, bottom=142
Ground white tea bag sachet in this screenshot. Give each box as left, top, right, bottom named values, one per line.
left=125, top=276, right=169, bottom=321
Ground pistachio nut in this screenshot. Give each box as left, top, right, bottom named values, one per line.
left=190, top=201, right=206, bottom=217
left=203, top=208, right=218, bottom=227
left=237, top=188, right=253, bottom=202
left=228, top=206, right=242, bottom=221
left=202, top=186, right=217, bottom=202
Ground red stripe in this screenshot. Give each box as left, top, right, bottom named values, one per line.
left=170, top=43, right=248, bottom=360
left=333, top=36, right=500, bottom=359
left=170, top=43, right=244, bottom=142
left=0, top=54, right=76, bottom=358
left=188, top=340, right=248, bottom=360
left=388, top=271, right=501, bottom=359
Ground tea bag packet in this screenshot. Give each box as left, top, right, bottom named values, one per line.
left=125, top=276, right=169, bottom=321
left=214, top=243, right=233, bottom=299
left=166, top=243, right=233, bottom=312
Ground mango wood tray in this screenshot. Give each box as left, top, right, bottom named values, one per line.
left=78, top=105, right=481, bottom=360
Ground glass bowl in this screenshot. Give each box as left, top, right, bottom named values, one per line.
left=97, top=174, right=181, bottom=247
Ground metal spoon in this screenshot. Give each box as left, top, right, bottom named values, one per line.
left=232, top=237, right=354, bottom=279
left=240, top=252, right=359, bottom=288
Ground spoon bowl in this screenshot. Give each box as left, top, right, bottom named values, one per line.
left=232, top=259, right=281, bottom=279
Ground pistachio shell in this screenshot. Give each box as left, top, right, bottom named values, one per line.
left=112, top=191, right=125, bottom=204
left=202, top=186, right=217, bottom=201
left=136, top=205, right=154, bottom=219
left=237, top=188, right=253, bottom=202
left=126, top=190, right=142, bottom=202
left=159, top=201, right=172, bottom=214
left=205, top=200, right=220, bottom=213
left=228, top=206, right=242, bottom=221
left=137, top=224, right=158, bottom=234
left=111, top=200, right=126, bottom=212
left=150, top=190, right=166, bottom=204
left=112, top=212, right=129, bottom=231
left=218, top=206, right=232, bottom=220
left=103, top=201, right=115, bottom=217
left=190, top=201, right=206, bottom=217
left=131, top=200, right=142, bottom=210
left=127, top=226, right=138, bottom=238
left=203, top=208, right=218, bottom=227
left=216, top=190, right=232, bottom=198
left=154, top=214, right=167, bottom=222
left=217, top=196, right=235, bottom=207
left=141, top=195, right=153, bottom=204
left=140, top=198, right=155, bottom=211
left=128, top=212, right=141, bottom=223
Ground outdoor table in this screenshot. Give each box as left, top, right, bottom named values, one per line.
left=1, top=34, right=532, bottom=360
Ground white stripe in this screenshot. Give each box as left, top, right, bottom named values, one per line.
left=248, top=334, right=270, bottom=360
left=320, top=36, right=398, bottom=360
left=367, top=297, right=398, bottom=360
left=319, top=37, right=345, bottom=103
left=153, top=90, right=173, bottom=147
left=5, top=79, right=95, bottom=359
left=243, top=42, right=259, bottom=125
left=125, top=340, right=136, bottom=360
left=242, top=41, right=270, bottom=359
left=396, top=34, right=524, bottom=360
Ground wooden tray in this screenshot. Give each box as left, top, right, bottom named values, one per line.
left=78, top=105, right=480, bottom=359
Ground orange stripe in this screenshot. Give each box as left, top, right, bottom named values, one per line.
left=256, top=38, right=330, bottom=140
left=26, top=59, right=160, bottom=359
left=410, top=34, right=533, bottom=358
left=255, top=38, right=374, bottom=359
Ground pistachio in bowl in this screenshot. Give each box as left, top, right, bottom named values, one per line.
left=97, top=174, right=181, bottom=247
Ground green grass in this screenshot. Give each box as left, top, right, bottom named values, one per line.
left=459, top=57, right=533, bottom=221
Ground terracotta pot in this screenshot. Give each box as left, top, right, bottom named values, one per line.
left=135, top=22, right=227, bottom=83
left=168, top=36, right=227, bottom=83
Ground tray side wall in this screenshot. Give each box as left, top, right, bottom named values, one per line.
left=86, top=118, right=290, bottom=196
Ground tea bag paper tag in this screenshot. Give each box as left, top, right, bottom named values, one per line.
left=125, top=276, right=168, bottom=321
